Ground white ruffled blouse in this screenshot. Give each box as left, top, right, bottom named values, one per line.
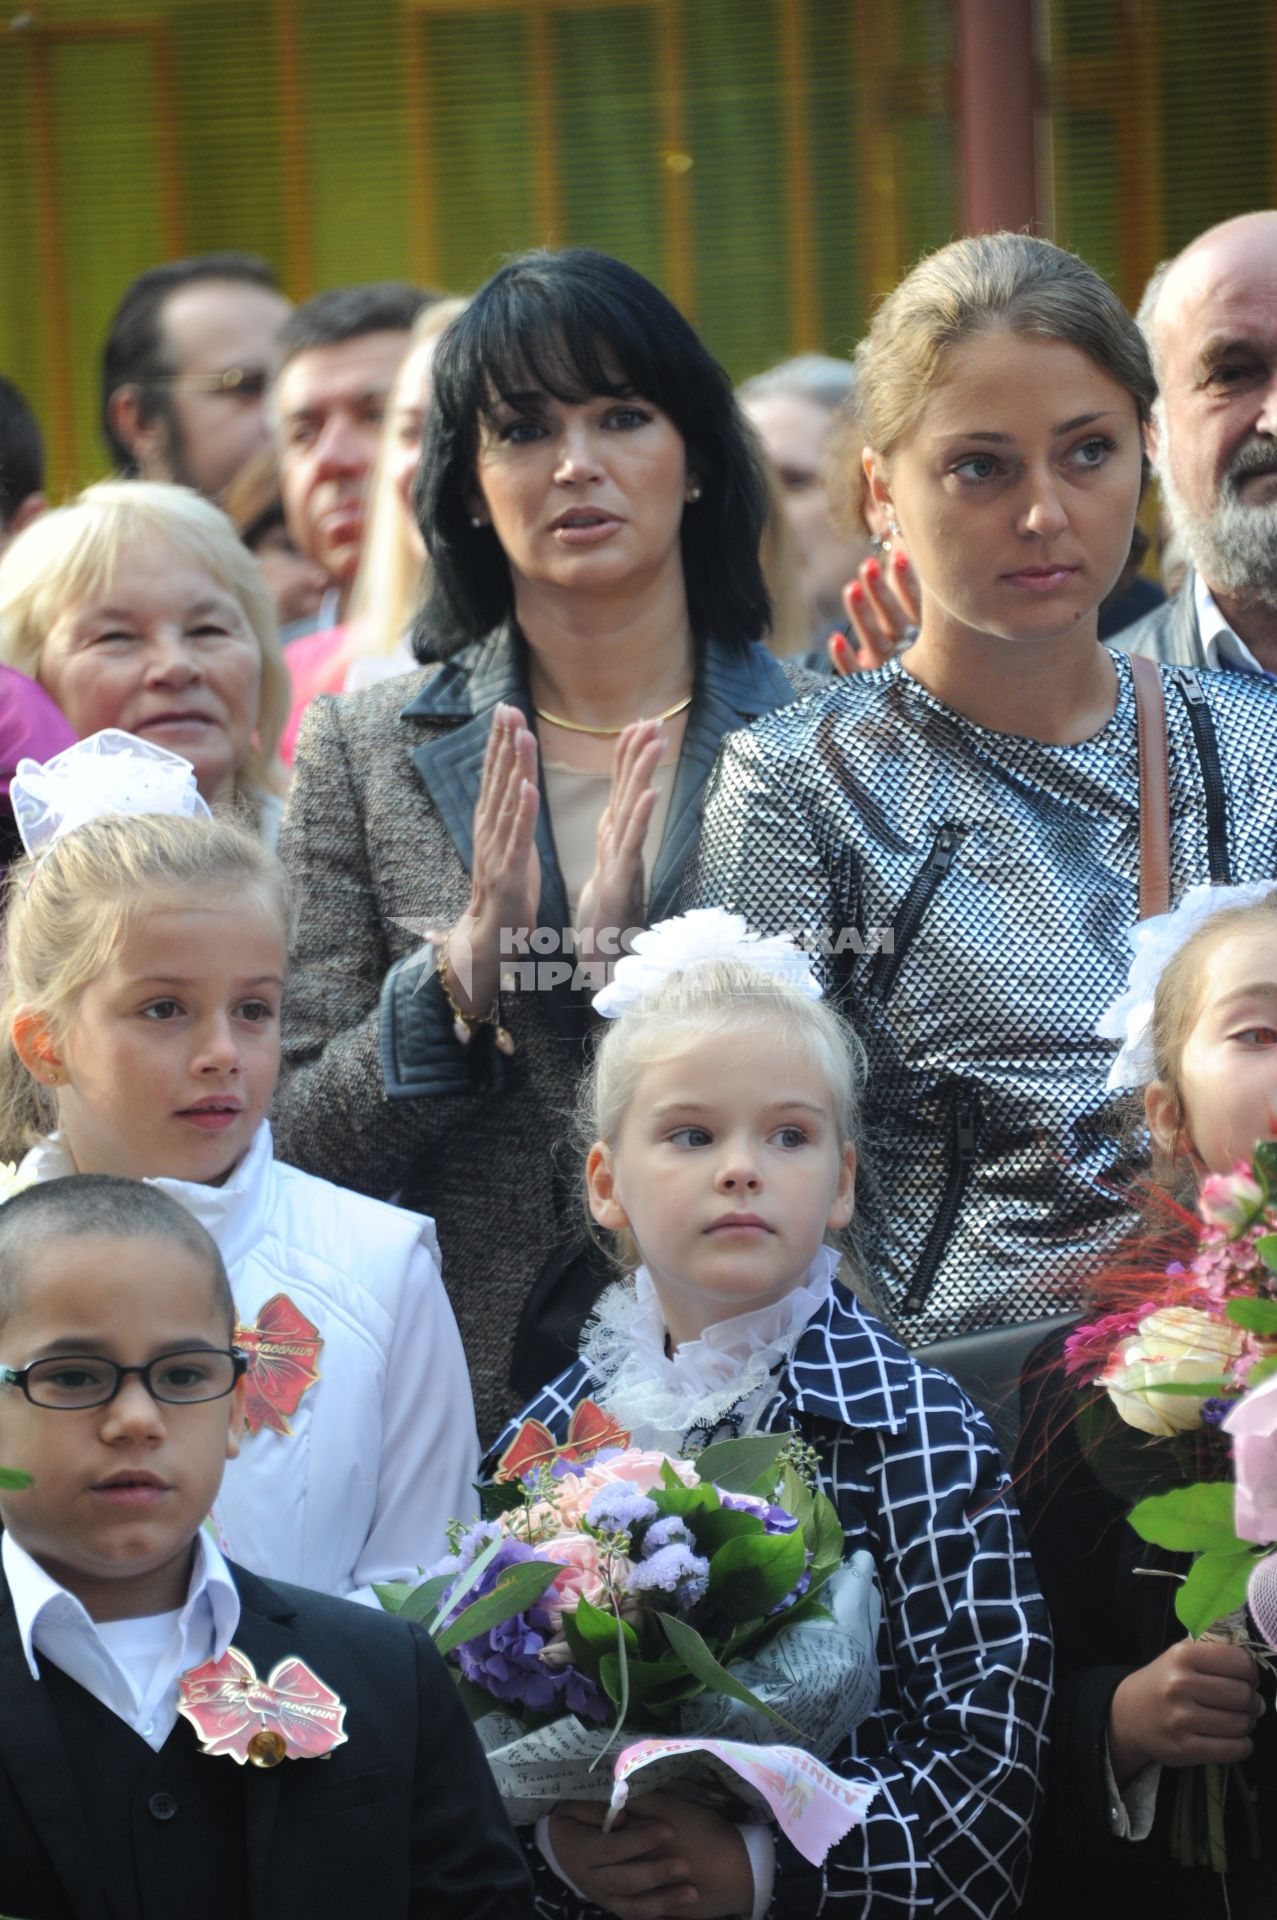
left=579, top=1245, right=840, bottom=1454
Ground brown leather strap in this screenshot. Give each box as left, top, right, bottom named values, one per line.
left=1129, top=650, right=1171, bottom=920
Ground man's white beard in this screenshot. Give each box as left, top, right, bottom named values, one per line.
left=1157, top=434, right=1277, bottom=607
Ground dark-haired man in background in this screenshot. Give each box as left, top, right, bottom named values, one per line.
left=101, top=251, right=291, bottom=501
left=272, top=283, right=432, bottom=639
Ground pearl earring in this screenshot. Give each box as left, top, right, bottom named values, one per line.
left=686, top=483, right=703, bottom=503
left=470, top=515, right=485, bottom=530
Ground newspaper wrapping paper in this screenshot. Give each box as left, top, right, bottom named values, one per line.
left=607, top=1737, right=880, bottom=1866
left=474, top=1552, right=881, bottom=1826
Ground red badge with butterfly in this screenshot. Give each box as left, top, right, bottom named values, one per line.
left=494, top=1398, right=631, bottom=1482
left=234, top=1293, right=322, bottom=1437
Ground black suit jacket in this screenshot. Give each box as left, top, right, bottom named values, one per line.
left=0, top=1560, right=533, bottom=1920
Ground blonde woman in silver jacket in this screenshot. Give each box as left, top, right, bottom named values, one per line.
left=686, top=231, right=1277, bottom=1349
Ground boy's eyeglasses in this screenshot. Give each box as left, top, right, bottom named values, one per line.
left=0, top=1349, right=247, bottom=1410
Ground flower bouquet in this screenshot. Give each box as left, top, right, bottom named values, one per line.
left=379, top=1406, right=881, bottom=1860
left=1066, top=1141, right=1277, bottom=1869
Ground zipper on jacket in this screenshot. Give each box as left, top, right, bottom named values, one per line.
left=1172, top=667, right=1232, bottom=883
left=869, top=825, right=960, bottom=1001
left=904, top=1087, right=980, bottom=1317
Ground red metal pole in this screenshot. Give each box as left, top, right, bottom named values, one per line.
left=954, top=0, right=1040, bottom=235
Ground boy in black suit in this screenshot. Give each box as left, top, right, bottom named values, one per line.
left=0, top=1175, right=532, bottom=1920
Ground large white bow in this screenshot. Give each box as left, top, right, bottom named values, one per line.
left=11, top=727, right=212, bottom=862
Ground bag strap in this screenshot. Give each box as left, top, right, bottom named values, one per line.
left=1128, top=651, right=1170, bottom=920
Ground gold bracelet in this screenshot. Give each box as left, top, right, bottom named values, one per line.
left=437, top=933, right=516, bottom=1056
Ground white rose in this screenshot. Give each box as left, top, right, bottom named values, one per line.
left=1103, top=1307, right=1246, bottom=1437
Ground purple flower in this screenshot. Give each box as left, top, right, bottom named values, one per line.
left=442, top=1536, right=608, bottom=1723
left=585, top=1484, right=659, bottom=1535
left=626, top=1543, right=710, bottom=1608
left=428, top=1517, right=505, bottom=1580
left=720, top=1491, right=800, bottom=1534
left=643, top=1516, right=693, bottom=1554
left=1202, top=1397, right=1239, bottom=1427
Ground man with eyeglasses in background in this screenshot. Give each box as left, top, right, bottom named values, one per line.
left=100, top=252, right=292, bottom=503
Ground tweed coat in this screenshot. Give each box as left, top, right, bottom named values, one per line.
left=496, top=1280, right=1054, bottom=1919
left=273, top=627, right=820, bottom=1442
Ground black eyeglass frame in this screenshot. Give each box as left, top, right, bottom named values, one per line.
left=0, top=1348, right=248, bottom=1410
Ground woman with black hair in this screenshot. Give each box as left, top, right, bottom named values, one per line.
left=273, top=248, right=819, bottom=1440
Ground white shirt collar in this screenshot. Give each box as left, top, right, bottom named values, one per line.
left=19, top=1122, right=273, bottom=1271
left=3, top=1524, right=239, bottom=1684
left=1194, top=571, right=1268, bottom=674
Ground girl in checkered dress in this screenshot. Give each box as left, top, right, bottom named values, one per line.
left=503, top=913, right=1051, bottom=1919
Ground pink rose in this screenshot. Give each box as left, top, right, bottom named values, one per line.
left=552, top=1450, right=697, bottom=1527
left=536, top=1534, right=611, bottom=1632
left=1225, top=1373, right=1277, bottom=1544
left=1199, top=1165, right=1266, bottom=1235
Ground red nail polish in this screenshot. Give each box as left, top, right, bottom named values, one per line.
left=849, top=580, right=864, bottom=604
left=893, top=547, right=910, bottom=571
left=864, top=556, right=880, bottom=582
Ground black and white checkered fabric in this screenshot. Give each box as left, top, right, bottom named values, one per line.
left=681, top=652, right=1277, bottom=1344
left=496, top=1283, right=1053, bottom=1917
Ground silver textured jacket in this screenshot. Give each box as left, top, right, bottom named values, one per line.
left=685, top=652, right=1277, bottom=1343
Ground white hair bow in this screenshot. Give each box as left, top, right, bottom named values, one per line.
left=592, top=907, right=822, bottom=1019
left=1097, top=880, right=1277, bottom=1092
left=10, top=728, right=212, bottom=862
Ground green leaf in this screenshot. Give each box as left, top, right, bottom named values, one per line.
left=774, top=1464, right=815, bottom=1532
left=569, top=1593, right=635, bottom=1654
left=1227, top=1295, right=1277, bottom=1334
left=1138, top=1379, right=1231, bottom=1397
left=688, top=1508, right=764, bottom=1555
left=1254, top=1235, right=1277, bottom=1276
left=694, top=1432, right=789, bottom=1493
left=655, top=1610, right=801, bottom=1735
left=373, top=1580, right=415, bottom=1614
left=479, top=1478, right=527, bottom=1519
left=1129, top=1483, right=1244, bottom=1555
left=707, top=1529, right=807, bottom=1619
left=1175, top=1550, right=1256, bottom=1637
left=433, top=1561, right=560, bottom=1656
left=606, top=1653, right=691, bottom=1704
left=1254, top=1140, right=1277, bottom=1194
left=561, top=1606, right=605, bottom=1681
left=805, top=1490, right=845, bottom=1589
left=398, top=1572, right=453, bottom=1625
left=1246, top=1355, right=1277, bottom=1391
left=653, top=1480, right=717, bottom=1514
left=0, top=1466, right=32, bottom=1489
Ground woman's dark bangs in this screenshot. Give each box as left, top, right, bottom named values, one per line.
left=475, top=278, right=672, bottom=421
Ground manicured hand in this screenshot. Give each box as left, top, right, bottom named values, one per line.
left=448, top=703, right=541, bottom=1017
left=830, top=547, right=921, bottom=675
left=1108, top=1638, right=1264, bottom=1783
left=575, top=719, right=665, bottom=966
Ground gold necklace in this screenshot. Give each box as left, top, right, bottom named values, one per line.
left=532, top=693, right=693, bottom=737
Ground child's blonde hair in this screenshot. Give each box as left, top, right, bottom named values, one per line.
left=579, top=959, right=865, bottom=1260
left=0, top=481, right=290, bottom=800
left=0, top=812, right=293, bottom=1152
left=1144, top=888, right=1277, bottom=1184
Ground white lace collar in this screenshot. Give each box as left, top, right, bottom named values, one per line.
left=579, top=1245, right=838, bottom=1453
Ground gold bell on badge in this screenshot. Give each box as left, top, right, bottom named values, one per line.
left=247, top=1729, right=287, bottom=1768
